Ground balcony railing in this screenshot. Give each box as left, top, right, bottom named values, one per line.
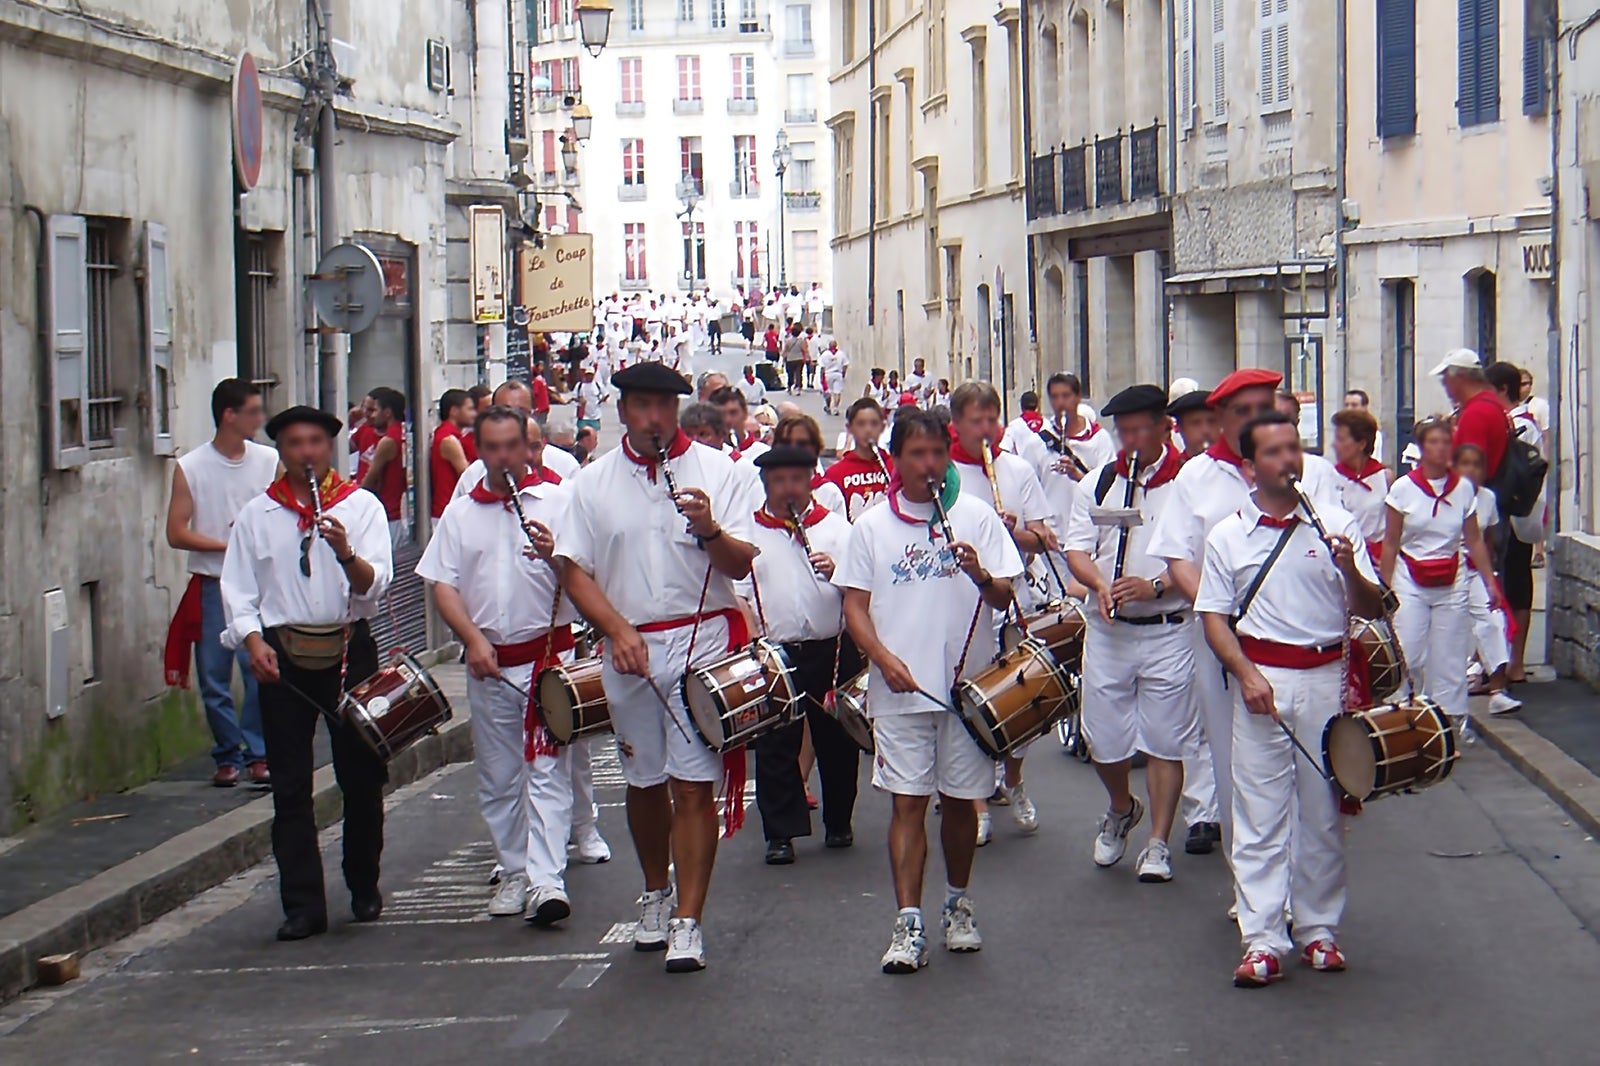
left=1027, top=121, right=1163, bottom=219
left=784, top=108, right=817, bottom=124
left=620, top=274, right=649, bottom=292
left=727, top=97, right=759, bottom=115
left=673, top=97, right=704, bottom=115
left=784, top=40, right=815, bottom=57
left=785, top=191, right=821, bottom=210
left=618, top=183, right=647, bottom=201
left=615, top=101, right=645, bottom=117
left=508, top=72, right=526, bottom=138
left=729, top=180, right=761, bottom=199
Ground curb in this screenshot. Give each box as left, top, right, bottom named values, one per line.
left=1475, top=705, right=1600, bottom=841
left=0, top=651, right=473, bottom=1004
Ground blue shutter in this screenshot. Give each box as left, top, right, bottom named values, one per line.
left=1457, top=0, right=1479, bottom=126
left=1521, top=28, right=1546, bottom=115
left=1377, top=0, right=1417, bottom=138
left=1474, top=0, right=1499, bottom=124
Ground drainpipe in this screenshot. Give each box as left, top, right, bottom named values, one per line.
left=1021, top=0, right=1038, bottom=362
left=866, top=2, right=878, bottom=332
left=1334, top=0, right=1349, bottom=402
left=1163, top=0, right=1178, bottom=386
left=315, top=0, right=344, bottom=418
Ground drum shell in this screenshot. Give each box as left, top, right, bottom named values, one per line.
left=1350, top=617, right=1405, bottom=705
left=831, top=668, right=875, bottom=753
left=1001, top=601, right=1087, bottom=682
left=1322, top=698, right=1458, bottom=802
left=341, top=651, right=454, bottom=762
left=955, top=639, right=1077, bottom=759
left=537, top=658, right=612, bottom=744
left=681, top=641, right=800, bottom=753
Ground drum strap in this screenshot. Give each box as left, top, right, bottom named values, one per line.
left=681, top=564, right=750, bottom=839
left=1232, top=522, right=1298, bottom=630
left=949, top=596, right=986, bottom=698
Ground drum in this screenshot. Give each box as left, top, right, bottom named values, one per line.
left=1322, top=697, right=1458, bottom=802
left=831, top=669, right=875, bottom=753
left=572, top=622, right=600, bottom=661
left=954, top=639, right=1079, bottom=759
left=1349, top=616, right=1405, bottom=704
left=340, top=651, right=454, bottom=761
left=1001, top=599, right=1088, bottom=681
left=682, top=640, right=801, bottom=753
left=537, top=657, right=612, bottom=744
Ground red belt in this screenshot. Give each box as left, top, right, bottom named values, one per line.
left=1401, top=553, right=1459, bottom=588
left=1364, top=538, right=1383, bottom=566
left=1238, top=634, right=1342, bottom=670
left=637, top=607, right=749, bottom=651
left=494, top=625, right=575, bottom=668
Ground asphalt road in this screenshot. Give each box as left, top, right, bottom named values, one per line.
left=4, top=733, right=1599, bottom=1065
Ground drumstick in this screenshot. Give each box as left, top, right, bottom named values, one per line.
left=1276, top=718, right=1332, bottom=781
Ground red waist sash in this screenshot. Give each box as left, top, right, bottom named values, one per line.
left=1238, top=634, right=1342, bottom=670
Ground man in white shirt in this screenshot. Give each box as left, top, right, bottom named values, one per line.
left=1039, top=373, right=1116, bottom=483
left=1063, top=386, right=1196, bottom=884
left=1194, top=410, right=1384, bottom=988
left=454, top=383, right=581, bottom=497
left=221, top=406, right=394, bottom=941
left=555, top=362, right=759, bottom=974
left=838, top=409, right=1024, bottom=975
left=165, top=379, right=279, bottom=788
left=740, top=447, right=865, bottom=864
left=574, top=365, right=605, bottom=434
left=903, top=357, right=932, bottom=406
left=819, top=342, right=849, bottom=416
left=736, top=365, right=768, bottom=409
left=805, top=282, right=827, bottom=328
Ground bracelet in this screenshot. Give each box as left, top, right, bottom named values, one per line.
left=976, top=573, right=994, bottom=589
left=337, top=552, right=357, bottom=566
left=696, top=526, right=723, bottom=547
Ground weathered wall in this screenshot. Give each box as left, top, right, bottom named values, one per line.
left=1550, top=533, right=1600, bottom=688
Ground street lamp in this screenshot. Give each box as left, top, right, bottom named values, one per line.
left=772, top=128, right=792, bottom=290
left=560, top=134, right=578, bottom=180
left=576, top=0, right=614, bottom=58
left=572, top=103, right=594, bottom=142
left=676, top=178, right=702, bottom=298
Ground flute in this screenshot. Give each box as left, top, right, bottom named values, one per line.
left=502, top=467, right=538, bottom=549
left=927, top=476, right=958, bottom=547
left=1289, top=472, right=1400, bottom=616
left=1106, top=454, right=1140, bottom=621
left=979, top=440, right=1004, bottom=512
left=787, top=500, right=826, bottom=578
left=1052, top=414, right=1087, bottom=473
left=652, top=434, right=694, bottom=534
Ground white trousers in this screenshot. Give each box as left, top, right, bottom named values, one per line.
left=467, top=664, right=573, bottom=890
left=1080, top=617, right=1198, bottom=763
left=1181, top=732, right=1219, bottom=826
left=603, top=618, right=731, bottom=787
left=1185, top=621, right=1232, bottom=835
left=1466, top=570, right=1509, bottom=675
left=569, top=735, right=600, bottom=834
left=1231, top=662, right=1346, bottom=958
left=1392, top=566, right=1470, bottom=719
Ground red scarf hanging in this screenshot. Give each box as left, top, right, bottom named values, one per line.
left=266, top=470, right=360, bottom=531
left=621, top=429, right=692, bottom=483
left=1206, top=436, right=1247, bottom=471
left=1020, top=411, right=1043, bottom=432
left=1336, top=457, right=1386, bottom=487
left=1406, top=468, right=1460, bottom=517
left=1068, top=421, right=1102, bottom=442
left=886, top=469, right=958, bottom=539
left=467, top=466, right=561, bottom=506
left=1256, top=512, right=1298, bottom=530
left=162, top=574, right=205, bottom=689
left=1114, top=444, right=1184, bottom=491
left=947, top=426, right=1002, bottom=467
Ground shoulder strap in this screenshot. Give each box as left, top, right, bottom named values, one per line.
left=1233, top=521, right=1299, bottom=628
left=1093, top=463, right=1119, bottom=506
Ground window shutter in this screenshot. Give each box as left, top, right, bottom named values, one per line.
left=1378, top=0, right=1417, bottom=137
left=1274, top=1, right=1290, bottom=108
left=1474, top=0, right=1499, bottom=124
left=1521, top=23, right=1545, bottom=115
left=1179, top=0, right=1194, bottom=130
left=46, top=214, right=91, bottom=469
left=1457, top=0, right=1479, bottom=126
left=144, top=221, right=175, bottom=455
left=1211, top=0, right=1227, bottom=122
left=1259, top=0, right=1274, bottom=109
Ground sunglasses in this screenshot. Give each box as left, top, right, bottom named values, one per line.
left=300, top=533, right=313, bottom=577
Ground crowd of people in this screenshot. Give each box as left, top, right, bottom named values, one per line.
left=162, top=340, right=1549, bottom=988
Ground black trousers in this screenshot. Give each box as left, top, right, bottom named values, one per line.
left=755, top=635, right=865, bottom=842
left=786, top=359, right=805, bottom=390
left=707, top=321, right=722, bottom=350
left=260, top=621, right=388, bottom=921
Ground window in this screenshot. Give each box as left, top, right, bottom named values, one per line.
left=1006, top=24, right=1023, bottom=179
left=561, top=57, right=580, bottom=93
left=874, top=96, right=892, bottom=219
left=970, top=43, right=988, bottom=188
left=677, top=55, right=702, bottom=100
left=619, top=57, right=643, bottom=103
left=786, top=4, right=814, bottom=55
left=1178, top=0, right=1194, bottom=130
left=735, top=221, right=761, bottom=281
left=624, top=223, right=647, bottom=281
left=1258, top=0, right=1290, bottom=112
left=681, top=221, right=707, bottom=283
left=626, top=0, right=644, bottom=31
left=710, top=0, right=727, bottom=29
left=739, top=0, right=761, bottom=32
left=792, top=231, right=819, bottom=288
left=1467, top=269, right=1497, bottom=363
left=1390, top=279, right=1416, bottom=456
left=1376, top=0, right=1416, bottom=137
left=923, top=177, right=940, bottom=301
left=680, top=135, right=704, bottom=190
left=1522, top=12, right=1548, bottom=116
left=1457, top=0, right=1499, bottom=127
left=622, top=138, right=646, bottom=184
left=733, top=134, right=759, bottom=194
left=926, top=0, right=948, bottom=95
left=786, top=74, right=816, bottom=122
left=731, top=54, right=757, bottom=100
left=677, top=0, right=695, bottom=21
left=1210, top=0, right=1227, bottom=122
left=237, top=231, right=282, bottom=405
left=834, top=121, right=855, bottom=232
left=842, top=0, right=857, bottom=62
left=789, top=140, right=816, bottom=190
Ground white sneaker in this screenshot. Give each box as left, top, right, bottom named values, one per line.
left=1488, top=691, right=1523, bottom=715
left=572, top=825, right=612, bottom=864
left=664, top=917, right=706, bottom=973
left=975, top=812, right=993, bottom=847
left=487, top=872, right=531, bottom=916
left=1092, top=797, right=1145, bottom=867
left=880, top=914, right=928, bottom=974
left=527, top=884, right=571, bottom=926
left=941, top=896, right=983, bottom=953
left=634, top=886, right=674, bottom=951
left=1005, top=784, right=1040, bottom=833
left=1135, top=839, right=1173, bottom=883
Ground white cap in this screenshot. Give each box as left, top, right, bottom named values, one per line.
left=1169, top=377, right=1200, bottom=398
left=1429, top=348, right=1482, bottom=375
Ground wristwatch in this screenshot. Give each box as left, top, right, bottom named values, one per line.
left=1150, top=576, right=1166, bottom=599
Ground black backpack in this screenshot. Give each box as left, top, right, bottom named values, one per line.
left=1492, top=426, right=1548, bottom=519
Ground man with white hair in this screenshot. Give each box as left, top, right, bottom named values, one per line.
left=698, top=371, right=731, bottom=403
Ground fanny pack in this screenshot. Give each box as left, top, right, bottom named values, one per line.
left=274, top=624, right=349, bottom=671
left=1401, top=554, right=1459, bottom=589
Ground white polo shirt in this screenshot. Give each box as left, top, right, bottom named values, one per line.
left=834, top=492, right=1023, bottom=717
left=1063, top=449, right=1188, bottom=618
left=1195, top=497, right=1376, bottom=647
left=1333, top=460, right=1391, bottom=544
left=1384, top=472, right=1478, bottom=561
left=415, top=479, right=577, bottom=644
left=736, top=506, right=851, bottom=643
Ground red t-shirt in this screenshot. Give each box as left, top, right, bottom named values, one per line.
left=1453, top=389, right=1510, bottom=480
left=821, top=448, right=895, bottom=522
left=356, top=421, right=407, bottom=521
left=429, top=422, right=468, bottom=519
left=531, top=375, right=551, bottom=416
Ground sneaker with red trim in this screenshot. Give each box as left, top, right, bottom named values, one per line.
left=1233, top=950, right=1284, bottom=988
left=1302, top=939, right=1347, bottom=972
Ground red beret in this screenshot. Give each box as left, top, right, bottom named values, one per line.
left=1207, top=368, right=1283, bottom=408
left=898, top=392, right=918, bottom=408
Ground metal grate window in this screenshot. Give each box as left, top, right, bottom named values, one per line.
left=240, top=235, right=280, bottom=401
left=1061, top=144, right=1088, bottom=211
left=84, top=222, right=119, bottom=447
left=1130, top=123, right=1161, bottom=199
left=1093, top=132, right=1124, bottom=206
left=1028, top=151, right=1057, bottom=218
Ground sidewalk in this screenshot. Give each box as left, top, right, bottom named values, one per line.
left=1475, top=677, right=1600, bottom=840
left=0, top=654, right=472, bottom=1002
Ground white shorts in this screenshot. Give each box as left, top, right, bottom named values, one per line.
left=602, top=618, right=732, bottom=788
left=1080, top=616, right=1199, bottom=763
left=871, top=712, right=995, bottom=800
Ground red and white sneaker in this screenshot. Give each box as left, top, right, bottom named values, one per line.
left=1302, top=939, right=1347, bottom=972
left=1233, top=950, right=1284, bottom=988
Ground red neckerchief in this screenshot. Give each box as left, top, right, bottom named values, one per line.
left=885, top=475, right=945, bottom=539
left=753, top=503, right=828, bottom=533
left=738, top=431, right=760, bottom=452
left=1336, top=457, right=1386, bottom=487
left=1068, top=421, right=1102, bottom=442
left=266, top=471, right=359, bottom=532
left=467, top=467, right=560, bottom=506
left=744, top=372, right=756, bottom=384
left=1206, top=435, right=1247, bottom=471
left=1257, top=513, right=1298, bottom=530
left=621, top=429, right=692, bottom=483
left=1021, top=411, right=1043, bottom=432
left=1407, top=468, right=1460, bottom=516
left=947, top=427, right=1001, bottom=466
left=1115, top=444, right=1184, bottom=491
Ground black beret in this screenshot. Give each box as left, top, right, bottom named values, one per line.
left=611, top=362, right=692, bottom=395
left=753, top=445, right=816, bottom=471
left=265, top=405, right=343, bottom=440
left=1166, top=390, right=1213, bottom=417
left=1101, top=384, right=1169, bottom=417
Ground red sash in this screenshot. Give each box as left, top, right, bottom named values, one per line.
left=1238, top=635, right=1342, bottom=670
left=621, top=429, right=693, bottom=483
left=947, top=427, right=1002, bottom=467
left=502, top=627, right=577, bottom=760
left=1336, top=458, right=1386, bottom=487
left=1401, top=553, right=1460, bottom=588
left=1115, top=444, right=1184, bottom=491
left=468, top=467, right=560, bottom=505
left=1020, top=411, right=1043, bottom=432
left=162, top=574, right=205, bottom=688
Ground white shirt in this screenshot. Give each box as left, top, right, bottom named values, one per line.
left=1299, top=452, right=1343, bottom=509
left=736, top=375, right=768, bottom=406
left=819, top=349, right=847, bottom=386
left=951, top=450, right=1052, bottom=528
left=737, top=507, right=851, bottom=643
left=1149, top=448, right=1342, bottom=567
left=834, top=492, right=1024, bottom=717
left=1475, top=485, right=1499, bottom=534
left=454, top=449, right=581, bottom=501
left=1063, top=453, right=1188, bottom=618
left=904, top=371, right=932, bottom=402
left=805, top=289, right=826, bottom=314
left=814, top=479, right=847, bottom=517
left=415, top=480, right=577, bottom=644
left=1040, top=416, right=1117, bottom=476
left=220, top=485, right=393, bottom=649
left=735, top=440, right=771, bottom=466
left=176, top=440, right=279, bottom=577
left=1195, top=497, right=1376, bottom=647
left=557, top=440, right=759, bottom=624
left=575, top=381, right=603, bottom=421
left=1385, top=472, right=1477, bottom=561
left=1333, top=461, right=1391, bottom=544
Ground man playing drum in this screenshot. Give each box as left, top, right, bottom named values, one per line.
left=835, top=409, right=1023, bottom=975
left=220, top=406, right=394, bottom=941
left=740, top=446, right=865, bottom=864
left=1194, top=412, right=1384, bottom=987
left=555, top=362, right=759, bottom=974
left=1063, top=385, right=1196, bottom=884
left=417, top=405, right=581, bottom=925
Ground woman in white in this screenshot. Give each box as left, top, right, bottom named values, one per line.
left=1329, top=407, right=1391, bottom=565
left=1380, top=419, right=1499, bottom=734
left=1452, top=444, right=1522, bottom=716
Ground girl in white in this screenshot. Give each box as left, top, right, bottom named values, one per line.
left=1380, top=419, right=1500, bottom=735
left=1329, top=407, right=1391, bottom=565
left=1453, top=444, right=1521, bottom=716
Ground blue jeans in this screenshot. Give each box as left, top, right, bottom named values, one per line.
left=195, top=576, right=265, bottom=767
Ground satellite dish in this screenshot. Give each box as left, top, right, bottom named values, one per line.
left=309, top=242, right=385, bottom=333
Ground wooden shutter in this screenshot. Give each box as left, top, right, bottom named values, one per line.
left=1210, top=0, right=1227, bottom=122
left=1521, top=26, right=1546, bottom=115
left=144, top=221, right=175, bottom=455
left=1458, top=0, right=1499, bottom=127
left=1179, top=0, right=1195, bottom=130
left=1258, top=0, right=1290, bottom=111
left=46, top=214, right=91, bottom=468
left=1474, top=0, right=1499, bottom=124
left=1378, top=0, right=1417, bottom=137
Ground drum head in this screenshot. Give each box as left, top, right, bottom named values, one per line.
left=538, top=669, right=577, bottom=743
left=682, top=671, right=728, bottom=749
left=1324, top=715, right=1377, bottom=801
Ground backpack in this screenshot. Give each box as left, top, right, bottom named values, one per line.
left=1491, top=427, right=1548, bottom=519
